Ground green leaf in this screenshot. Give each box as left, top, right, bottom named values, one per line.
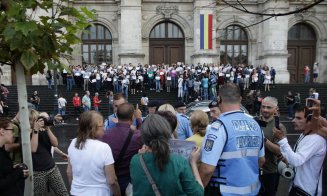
left=80, top=7, right=95, bottom=20
left=3, top=26, right=15, bottom=41
left=15, top=21, right=38, bottom=36
left=20, top=50, right=39, bottom=70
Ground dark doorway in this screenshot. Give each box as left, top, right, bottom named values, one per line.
left=287, top=23, right=316, bottom=83
left=149, top=22, right=185, bottom=65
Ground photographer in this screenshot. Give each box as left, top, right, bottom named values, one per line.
left=30, top=110, right=68, bottom=195
left=273, top=104, right=326, bottom=196
left=257, top=97, right=287, bottom=196
left=0, top=118, right=28, bottom=195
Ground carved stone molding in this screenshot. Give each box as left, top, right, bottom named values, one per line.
left=156, top=5, right=179, bottom=19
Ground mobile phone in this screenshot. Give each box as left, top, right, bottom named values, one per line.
left=274, top=116, right=280, bottom=129
left=136, top=103, right=139, bottom=109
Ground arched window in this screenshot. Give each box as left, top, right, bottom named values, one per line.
left=288, top=23, right=316, bottom=41
left=82, top=24, right=112, bottom=65
left=220, top=25, right=248, bottom=65
left=150, top=22, right=184, bottom=38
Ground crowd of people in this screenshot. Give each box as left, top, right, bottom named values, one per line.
left=47, top=62, right=277, bottom=103
left=1, top=80, right=327, bottom=196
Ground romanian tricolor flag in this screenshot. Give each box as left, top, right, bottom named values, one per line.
left=200, top=14, right=213, bottom=50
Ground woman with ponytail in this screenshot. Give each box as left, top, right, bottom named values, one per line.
left=130, top=114, right=204, bottom=195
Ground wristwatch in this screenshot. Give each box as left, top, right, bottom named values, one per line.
left=33, top=130, right=39, bottom=134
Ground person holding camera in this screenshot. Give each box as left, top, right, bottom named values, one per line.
left=0, top=118, right=29, bottom=195
left=273, top=105, right=326, bottom=196
left=256, top=97, right=287, bottom=196
left=30, top=110, right=68, bottom=196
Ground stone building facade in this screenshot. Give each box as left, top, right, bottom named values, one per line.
left=2, top=0, right=327, bottom=85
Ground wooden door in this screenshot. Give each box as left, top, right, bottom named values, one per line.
left=287, top=47, right=298, bottom=83
left=287, top=45, right=315, bottom=83
left=149, top=39, right=184, bottom=65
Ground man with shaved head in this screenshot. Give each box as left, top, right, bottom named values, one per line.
left=102, top=103, right=143, bottom=195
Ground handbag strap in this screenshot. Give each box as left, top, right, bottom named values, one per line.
left=114, top=130, right=133, bottom=170
left=140, top=154, right=161, bottom=196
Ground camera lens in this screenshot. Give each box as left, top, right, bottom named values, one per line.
left=285, top=171, right=291, bottom=178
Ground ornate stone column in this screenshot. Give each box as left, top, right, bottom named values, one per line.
left=118, top=0, right=145, bottom=65
left=260, top=1, right=290, bottom=83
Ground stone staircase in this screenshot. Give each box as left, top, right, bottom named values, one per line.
left=4, top=83, right=327, bottom=118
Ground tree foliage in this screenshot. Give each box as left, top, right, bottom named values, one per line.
left=0, top=0, right=95, bottom=73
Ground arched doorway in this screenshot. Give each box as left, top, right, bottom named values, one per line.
left=149, top=22, right=184, bottom=65
left=220, top=25, right=248, bottom=65
left=81, top=24, right=113, bottom=65
left=287, top=23, right=316, bottom=83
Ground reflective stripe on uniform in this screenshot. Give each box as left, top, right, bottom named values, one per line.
left=220, top=180, right=260, bottom=194
left=220, top=149, right=259, bottom=159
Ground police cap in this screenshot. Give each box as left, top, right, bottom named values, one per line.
left=174, top=101, right=186, bottom=108
left=208, top=100, right=219, bottom=108
left=148, top=101, right=159, bottom=108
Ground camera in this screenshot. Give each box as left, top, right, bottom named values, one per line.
left=255, top=118, right=267, bottom=127
left=37, top=116, right=55, bottom=126
left=17, top=163, right=28, bottom=170
left=277, top=161, right=294, bottom=180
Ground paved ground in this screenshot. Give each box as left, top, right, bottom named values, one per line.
left=49, top=114, right=298, bottom=195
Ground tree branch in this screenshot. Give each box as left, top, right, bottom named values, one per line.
left=221, top=0, right=324, bottom=16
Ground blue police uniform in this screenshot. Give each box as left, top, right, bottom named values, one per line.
left=176, top=113, right=193, bottom=140
left=201, top=110, right=264, bottom=196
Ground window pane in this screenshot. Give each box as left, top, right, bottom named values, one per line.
left=97, top=25, right=104, bottom=39
left=82, top=53, right=89, bottom=64
left=105, top=29, right=112, bottom=39
left=90, top=44, right=96, bottom=64
left=227, top=45, right=233, bottom=64
left=240, top=29, right=247, bottom=40
left=241, top=45, right=247, bottom=54
left=227, top=26, right=233, bottom=40
left=233, top=45, right=240, bottom=65
left=82, top=31, right=88, bottom=40
left=106, top=44, right=112, bottom=63
left=234, top=28, right=240, bottom=40
left=168, top=23, right=172, bottom=38
left=90, top=26, right=96, bottom=39
left=160, top=23, right=165, bottom=38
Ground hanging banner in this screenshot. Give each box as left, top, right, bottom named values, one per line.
left=200, top=14, right=213, bottom=49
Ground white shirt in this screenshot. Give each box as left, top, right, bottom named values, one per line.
left=178, top=78, right=183, bottom=88
left=278, top=134, right=326, bottom=195
left=68, top=139, right=114, bottom=196
left=58, top=97, right=67, bottom=109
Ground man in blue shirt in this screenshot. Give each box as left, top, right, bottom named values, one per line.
left=174, top=102, right=193, bottom=140
left=199, top=83, right=265, bottom=196
left=104, top=93, right=142, bottom=132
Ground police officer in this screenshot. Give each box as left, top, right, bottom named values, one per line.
left=208, top=99, right=221, bottom=122
left=174, top=101, right=193, bottom=140
left=199, top=83, right=265, bottom=196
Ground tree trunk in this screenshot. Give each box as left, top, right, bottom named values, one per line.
left=15, top=62, right=34, bottom=196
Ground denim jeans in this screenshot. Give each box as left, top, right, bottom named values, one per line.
left=148, top=79, right=154, bottom=89
left=304, top=74, right=310, bottom=83
left=123, top=86, right=128, bottom=100
left=96, top=80, right=101, bottom=91
left=287, top=104, right=294, bottom=118
left=47, top=79, right=52, bottom=89
left=83, top=105, right=90, bottom=112
left=59, top=107, right=66, bottom=116
left=203, top=87, right=208, bottom=100
left=155, top=80, right=160, bottom=92
left=114, top=83, right=119, bottom=93
left=67, top=78, right=73, bottom=91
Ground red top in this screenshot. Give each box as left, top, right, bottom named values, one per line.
left=93, top=96, right=100, bottom=107
left=72, top=96, right=81, bottom=107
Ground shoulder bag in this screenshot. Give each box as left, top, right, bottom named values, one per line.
left=114, top=130, right=133, bottom=170
left=140, top=154, right=161, bottom=196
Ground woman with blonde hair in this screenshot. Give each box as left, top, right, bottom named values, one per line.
left=67, top=111, right=120, bottom=196
left=158, top=103, right=176, bottom=115
left=186, top=110, right=209, bottom=148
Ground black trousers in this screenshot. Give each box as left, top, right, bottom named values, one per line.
left=259, top=172, right=279, bottom=196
